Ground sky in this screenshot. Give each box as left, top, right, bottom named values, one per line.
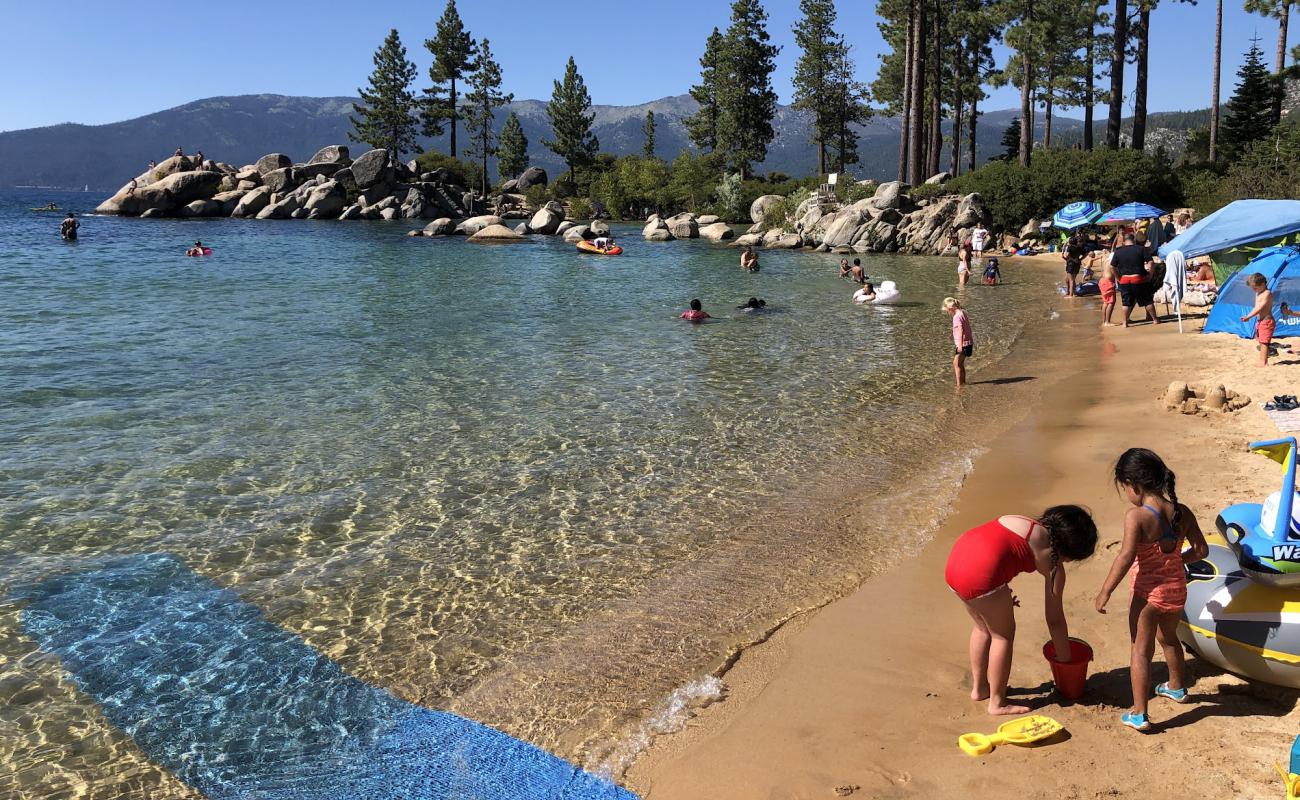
left=0, top=0, right=1289, bottom=132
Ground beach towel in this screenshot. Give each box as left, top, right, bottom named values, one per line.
left=1264, top=405, right=1300, bottom=433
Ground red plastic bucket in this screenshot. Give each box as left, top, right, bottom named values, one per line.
left=1043, top=638, right=1093, bottom=699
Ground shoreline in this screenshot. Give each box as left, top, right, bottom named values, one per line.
left=627, top=268, right=1300, bottom=797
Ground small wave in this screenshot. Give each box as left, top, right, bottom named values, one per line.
left=589, top=675, right=725, bottom=780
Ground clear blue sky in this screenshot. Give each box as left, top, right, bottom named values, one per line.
left=0, top=0, right=1287, bottom=132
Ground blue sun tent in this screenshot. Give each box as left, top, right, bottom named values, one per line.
left=1159, top=199, right=1300, bottom=259
left=1204, top=246, right=1300, bottom=339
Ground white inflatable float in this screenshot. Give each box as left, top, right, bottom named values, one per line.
left=854, top=280, right=902, bottom=305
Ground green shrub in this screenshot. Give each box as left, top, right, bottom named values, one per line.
left=908, top=183, right=949, bottom=202
left=714, top=173, right=744, bottom=222
left=567, top=197, right=593, bottom=221
left=413, top=151, right=477, bottom=188
left=946, top=148, right=1183, bottom=232
left=524, top=184, right=548, bottom=209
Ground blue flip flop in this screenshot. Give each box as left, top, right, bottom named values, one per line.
left=1155, top=682, right=1189, bottom=703
left=1121, top=711, right=1152, bottom=732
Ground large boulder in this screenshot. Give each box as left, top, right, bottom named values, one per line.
left=556, top=221, right=574, bottom=235
left=235, top=166, right=261, bottom=184
left=177, top=199, right=222, bottom=218
left=211, top=189, right=247, bottom=216
left=468, top=223, right=527, bottom=242
left=767, top=234, right=803, bottom=249
left=665, top=212, right=698, bottom=239
left=297, top=162, right=342, bottom=180
left=589, top=220, right=610, bottom=235
left=527, top=202, right=564, bottom=234
left=750, top=194, right=784, bottom=224
left=643, top=217, right=670, bottom=239
left=231, top=186, right=272, bottom=217
left=901, top=195, right=961, bottom=253
left=379, top=207, right=399, bottom=220
left=644, top=229, right=673, bottom=242
left=819, top=207, right=869, bottom=248
left=255, top=153, right=292, bottom=175
left=256, top=194, right=302, bottom=220
left=699, top=222, right=735, bottom=241
left=339, top=204, right=362, bottom=220
left=953, top=193, right=988, bottom=229
left=696, top=214, right=721, bottom=225
left=563, top=225, right=590, bottom=243
left=423, top=218, right=454, bottom=235
left=454, top=215, right=503, bottom=235
left=262, top=167, right=299, bottom=194
left=733, top=233, right=763, bottom=248
left=351, top=149, right=394, bottom=189
left=517, top=166, right=548, bottom=191
left=870, top=181, right=906, bottom=210
left=95, top=170, right=223, bottom=216
left=308, top=145, right=351, bottom=166
left=500, top=179, right=521, bottom=194
left=924, top=171, right=952, bottom=185
left=304, top=181, right=345, bottom=219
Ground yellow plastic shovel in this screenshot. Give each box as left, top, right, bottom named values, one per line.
left=958, top=715, right=1064, bottom=757
left=1273, top=762, right=1299, bottom=800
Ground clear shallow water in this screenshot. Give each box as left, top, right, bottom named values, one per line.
left=0, top=189, right=1058, bottom=797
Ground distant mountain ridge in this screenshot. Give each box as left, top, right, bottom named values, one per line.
left=0, top=93, right=1210, bottom=191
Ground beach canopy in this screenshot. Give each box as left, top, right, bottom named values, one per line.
left=1203, top=246, right=1300, bottom=339
left=1098, top=202, right=1166, bottom=224
left=1159, top=199, right=1300, bottom=260
left=1052, top=202, right=1103, bottom=230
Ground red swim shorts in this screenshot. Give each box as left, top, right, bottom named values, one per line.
left=1258, top=317, right=1277, bottom=344
left=1099, top=278, right=1116, bottom=303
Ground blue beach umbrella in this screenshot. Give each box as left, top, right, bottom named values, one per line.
left=1098, top=202, right=1166, bottom=224
left=1052, top=201, right=1103, bottom=230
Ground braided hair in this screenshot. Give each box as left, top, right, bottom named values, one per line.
left=1039, top=505, right=1098, bottom=579
left=1114, top=448, right=1182, bottom=546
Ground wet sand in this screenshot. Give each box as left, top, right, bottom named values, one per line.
left=628, top=264, right=1300, bottom=798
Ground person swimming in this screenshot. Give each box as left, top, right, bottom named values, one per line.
left=680, top=298, right=710, bottom=322
left=186, top=240, right=207, bottom=256
left=736, top=297, right=767, bottom=311
left=60, top=213, right=79, bottom=241
left=740, top=247, right=759, bottom=272
left=853, top=282, right=877, bottom=303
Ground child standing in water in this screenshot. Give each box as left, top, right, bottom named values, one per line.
left=944, top=297, right=973, bottom=386
left=946, top=506, right=1098, bottom=715
left=1095, top=449, right=1208, bottom=732
left=1240, top=273, right=1276, bottom=367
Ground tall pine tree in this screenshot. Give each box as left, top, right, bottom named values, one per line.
left=827, top=46, right=871, bottom=173
left=349, top=29, right=420, bottom=157
left=643, top=111, right=657, bottom=157
left=423, top=0, right=477, bottom=156
left=791, top=0, right=841, bottom=176
left=544, top=57, right=600, bottom=187
left=461, top=38, right=512, bottom=196
left=1221, top=39, right=1279, bottom=159
left=497, top=112, right=528, bottom=180
left=686, top=28, right=725, bottom=152
left=715, top=0, right=781, bottom=179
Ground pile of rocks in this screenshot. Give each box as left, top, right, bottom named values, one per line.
left=687, top=178, right=992, bottom=257
left=96, top=146, right=489, bottom=222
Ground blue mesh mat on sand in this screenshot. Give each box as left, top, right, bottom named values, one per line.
left=16, top=553, right=636, bottom=800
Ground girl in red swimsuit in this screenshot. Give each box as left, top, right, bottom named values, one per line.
left=1095, top=449, right=1208, bottom=732
left=945, top=505, right=1098, bottom=715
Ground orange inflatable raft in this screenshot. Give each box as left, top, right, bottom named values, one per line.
left=576, top=240, right=622, bottom=256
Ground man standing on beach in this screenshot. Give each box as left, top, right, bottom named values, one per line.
left=971, top=223, right=989, bottom=261
left=1110, top=233, right=1159, bottom=327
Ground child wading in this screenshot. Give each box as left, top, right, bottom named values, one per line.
left=944, top=297, right=973, bottom=386
left=1095, top=449, right=1208, bottom=732
left=945, top=506, right=1098, bottom=715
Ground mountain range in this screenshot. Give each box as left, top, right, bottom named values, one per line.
left=0, top=93, right=1201, bottom=191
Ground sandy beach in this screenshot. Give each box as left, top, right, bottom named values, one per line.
left=627, top=257, right=1300, bottom=799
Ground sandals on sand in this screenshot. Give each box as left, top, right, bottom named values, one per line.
left=1265, top=395, right=1299, bottom=411
left=1121, top=711, right=1152, bottom=732
left=1155, top=682, right=1189, bottom=703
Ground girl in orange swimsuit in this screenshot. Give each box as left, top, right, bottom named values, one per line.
left=1095, top=448, right=1209, bottom=732
left=945, top=506, right=1098, bottom=715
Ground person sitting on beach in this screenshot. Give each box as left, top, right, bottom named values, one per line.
left=849, top=258, right=865, bottom=284
left=737, top=297, right=767, bottom=311
left=60, top=213, right=79, bottom=241
left=983, top=257, right=1002, bottom=285
left=1095, top=449, right=1207, bottom=732
left=186, top=240, right=206, bottom=257
left=944, top=297, right=974, bottom=386
left=1240, top=272, right=1276, bottom=367
left=838, top=258, right=851, bottom=278
left=946, top=505, right=1098, bottom=715
left=853, top=282, right=877, bottom=303
left=680, top=298, right=710, bottom=322
left=740, top=247, right=759, bottom=272
left=1189, top=260, right=1215, bottom=286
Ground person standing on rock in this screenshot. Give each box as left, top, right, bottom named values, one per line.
left=60, top=213, right=79, bottom=241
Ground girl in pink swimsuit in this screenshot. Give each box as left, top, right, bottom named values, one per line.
left=1095, top=448, right=1208, bottom=732
left=945, top=505, right=1098, bottom=715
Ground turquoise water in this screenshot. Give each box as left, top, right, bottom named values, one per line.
left=0, top=189, right=1058, bottom=797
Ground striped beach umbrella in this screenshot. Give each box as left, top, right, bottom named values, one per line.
left=1052, top=201, right=1103, bottom=230
left=1098, top=202, right=1166, bottom=224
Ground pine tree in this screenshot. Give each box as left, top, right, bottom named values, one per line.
left=1221, top=39, right=1280, bottom=159
left=1244, top=0, right=1293, bottom=122
left=999, top=119, right=1022, bottom=161
left=791, top=0, right=841, bottom=176
left=461, top=38, right=512, bottom=196
left=715, top=0, right=781, bottom=179
left=423, top=0, right=478, bottom=156
left=827, top=46, right=871, bottom=172
left=349, top=29, right=420, bottom=157
left=497, top=112, right=528, bottom=181
left=686, top=28, right=725, bottom=152
left=1105, top=0, right=1127, bottom=149
left=643, top=110, right=657, bottom=157
left=544, top=56, right=600, bottom=187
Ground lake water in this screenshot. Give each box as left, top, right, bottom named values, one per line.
left=0, top=189, right=1060, bottom=798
